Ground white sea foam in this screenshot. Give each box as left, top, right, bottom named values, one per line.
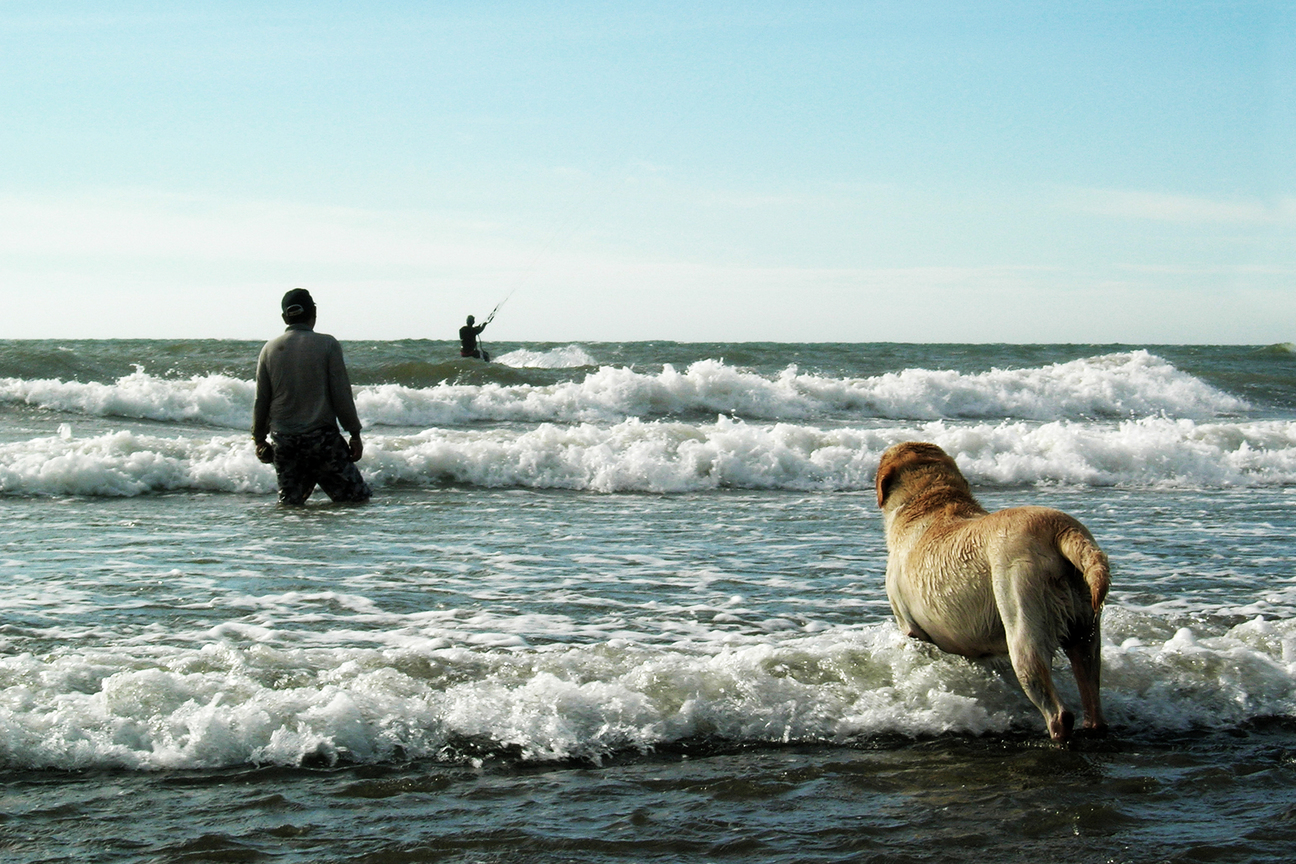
left=0, top=351, right=1248, bottom=429
left=0, top=429, right=272, bottom=496
left=804, top=349, right=1247, bottom=420
left=1, top=616, right=1291, bottom=770
left=4, top=415, right=1296, bottom=497
left=493, top=344, right=597, bottom=369
left=357, top=350, right=1246, bottom=426
left=0, top=368, right=254, bottom=427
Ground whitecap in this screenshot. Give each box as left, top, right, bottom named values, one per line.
left=493, top=344, right=597, bottom=369
left=5, top=415, right=1296, bottom=497
left=0, top=350, right=1249, bottom=429
left=2, top=614, right=1290, bottom=770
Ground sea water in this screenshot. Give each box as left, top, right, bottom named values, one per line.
left=1, top=340, right=1294, bottom=862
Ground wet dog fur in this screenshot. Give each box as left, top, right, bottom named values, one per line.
left=875, top=442, right=1110, bottom=743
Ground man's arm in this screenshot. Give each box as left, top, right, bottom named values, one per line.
left=252, top=350, right=275, bottom=463
left=327, top=338, right=364, bottom=461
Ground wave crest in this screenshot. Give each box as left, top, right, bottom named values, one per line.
left=0, top=351, right=1248, bottom=429
left=5, top=416, right=1296, bottom=497
left=493, top=344, right=597, bottom=369
left=2, top=616, right=1291, bottom=770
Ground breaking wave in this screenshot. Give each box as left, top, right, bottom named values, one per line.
left=0, top=351, right=1248, bottom=429
left=4, top=415, right=1295, bottom=497
left=1, top=612, right=1291, bottom=770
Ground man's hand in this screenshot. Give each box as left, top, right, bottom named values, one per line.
left=348, top=433, right=364, bottom=462
left=254, top=439, right=275, bottom=464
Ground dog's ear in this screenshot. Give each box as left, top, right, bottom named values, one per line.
left=877, top=442, right=951, bottom=508
left=877, top=445, right=917, bottom=508
left=876, top=459, right=898, bottom=508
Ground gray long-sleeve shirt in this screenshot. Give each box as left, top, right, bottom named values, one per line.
left=252, top=324, right=362, bottom=438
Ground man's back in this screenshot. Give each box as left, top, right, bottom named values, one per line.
left=460, top=324, right=480, bottom=351
left=254, top=325, right=361, bottom=436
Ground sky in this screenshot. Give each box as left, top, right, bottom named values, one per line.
left=0, top=0, right=1292, bottom=343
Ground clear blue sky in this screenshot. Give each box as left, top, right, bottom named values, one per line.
left=1, top=1, right=1292, bottom=342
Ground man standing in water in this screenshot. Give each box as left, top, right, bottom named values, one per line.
left=459, top=314, right=489, bottom=361
left=253, top=289, right=371, bottom=505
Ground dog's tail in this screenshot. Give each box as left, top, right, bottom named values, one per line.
left=1058, top=526, right=1110, bottom=612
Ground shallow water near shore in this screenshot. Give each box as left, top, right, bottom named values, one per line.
left=7, top=725, right=1296, bottom=863
left=3, top=341, right=1295, bottom=861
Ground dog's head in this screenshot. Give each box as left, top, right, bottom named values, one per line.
left=875, top=442, right=974, bottom=510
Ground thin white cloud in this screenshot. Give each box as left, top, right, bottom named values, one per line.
left=0, top=190, right=521, bottom=270
left=1068, top=188, right=1296, bottom=225
left=1117, top=263, right=1296, bottom=276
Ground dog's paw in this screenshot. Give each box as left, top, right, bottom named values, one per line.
left=1080, top=720, right=1109, bottom=738
left=1049, top=710, right=1076, bottom=743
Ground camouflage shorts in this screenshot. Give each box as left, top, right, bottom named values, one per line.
left=271, top=427, right=372, bottom=505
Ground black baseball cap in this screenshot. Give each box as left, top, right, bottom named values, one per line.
left=281, top=289, right=316, bottom=317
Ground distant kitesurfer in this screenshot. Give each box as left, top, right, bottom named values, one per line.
left=252, top=289, right=371, bottom=505
left=460, top=314, right=490, bottom=361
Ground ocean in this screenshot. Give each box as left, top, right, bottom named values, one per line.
left=1, top=339, right=1294, bottom=863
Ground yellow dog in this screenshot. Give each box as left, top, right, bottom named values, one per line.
left=875, top=442, right=1110, bottom=743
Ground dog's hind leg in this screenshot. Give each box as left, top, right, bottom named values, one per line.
left=994, top=569, right=1073, bottom=743
left=1065, top=620, right=1107, bottom=735
left=1006, top=636, right=1074, bottom=743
